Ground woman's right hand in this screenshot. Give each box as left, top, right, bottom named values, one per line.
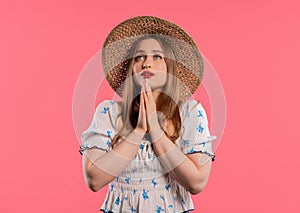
left=135, top=84, right=147, bottom=134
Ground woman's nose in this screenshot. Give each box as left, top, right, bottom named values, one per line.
left=142, top=64, right=151, bottom=69
left=142, top=56, right=152, bottom=69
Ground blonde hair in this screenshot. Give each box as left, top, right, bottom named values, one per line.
left=111, top=35, right=183, bottom=147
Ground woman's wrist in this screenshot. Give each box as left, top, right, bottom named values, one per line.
left=133, top=128, right=146, bottom=136
left=149, top=125, right=165, bottom=143
left=124, top=129, right=145, bottom=145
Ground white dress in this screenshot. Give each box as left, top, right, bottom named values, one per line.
left=80, top=99, right=215, bottom=213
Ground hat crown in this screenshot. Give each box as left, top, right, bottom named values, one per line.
left=102, top=16, right=204, bottom=101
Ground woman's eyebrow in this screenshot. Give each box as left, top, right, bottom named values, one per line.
left=134, top=50, right=145, bottom=54
left=134, top=50, right=164, bottom=54
left=152, top=50, right=164, bottom=54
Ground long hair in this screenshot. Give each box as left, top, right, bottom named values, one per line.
left=111, top=35, right=183, bottom=148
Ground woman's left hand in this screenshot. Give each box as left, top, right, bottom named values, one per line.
left=142, top=79, right=161, bottom=132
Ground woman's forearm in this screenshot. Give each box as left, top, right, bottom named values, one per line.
left=152, top=132, right=212, bottom=194
left=82, top=130, right=144, bottom=191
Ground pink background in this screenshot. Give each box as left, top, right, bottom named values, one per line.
left=1, top=0, right=299, bottom=212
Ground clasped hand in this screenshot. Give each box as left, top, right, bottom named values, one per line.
left=135, top=79, right=162, bottom=136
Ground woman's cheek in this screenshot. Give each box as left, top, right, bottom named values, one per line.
left=132, top=73, right=143, bottom=87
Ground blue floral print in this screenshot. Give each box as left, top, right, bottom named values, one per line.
left=80, top=100, right=215, bottom=212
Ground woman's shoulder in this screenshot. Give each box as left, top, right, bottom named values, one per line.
left=95, top=99, right=121, bottom=113
left=180, top=99, right=204, bottom=113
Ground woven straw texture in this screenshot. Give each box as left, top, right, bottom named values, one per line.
left=102, top=16, right=204, bottom=101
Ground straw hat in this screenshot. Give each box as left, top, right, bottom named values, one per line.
left=102, top=16, right=204, bottom=101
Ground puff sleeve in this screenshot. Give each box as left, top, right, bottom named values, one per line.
left=179, top=100, right=216, bottom=161
left=79, top=100, right=116, bottom=155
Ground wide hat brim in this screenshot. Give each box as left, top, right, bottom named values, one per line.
left=102, top=16, right=204, bottom=101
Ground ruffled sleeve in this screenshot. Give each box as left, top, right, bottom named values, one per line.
left=179, top=100, right=216, bottom=161
left=79, top=100, right=117, bottom=155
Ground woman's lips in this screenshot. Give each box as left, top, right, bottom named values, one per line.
left=141, top=70, right=154, bottom=78
left=142, top=74, right=154, bottom=79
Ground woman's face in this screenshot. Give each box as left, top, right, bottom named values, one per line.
left=132, top=38, right=167, bottom=90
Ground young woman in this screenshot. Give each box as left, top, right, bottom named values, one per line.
left=79, top=16, right=216, bottom=213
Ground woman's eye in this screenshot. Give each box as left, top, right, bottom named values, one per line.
left=153, top=55, right=163, bottom=60
left=134, top=55, right=145, bottom=62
